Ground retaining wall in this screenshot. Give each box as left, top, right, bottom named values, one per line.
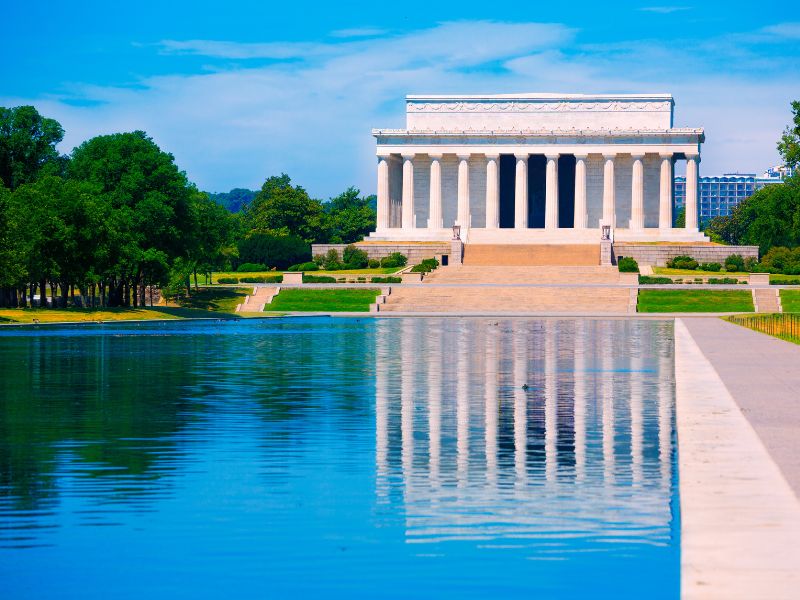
left=613, top=243, right=759, bottom=266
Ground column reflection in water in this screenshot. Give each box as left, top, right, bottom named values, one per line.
left=374, top=318, right=677, bottom=552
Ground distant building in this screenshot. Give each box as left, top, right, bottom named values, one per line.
left=674, top=165, right=793, bottom=226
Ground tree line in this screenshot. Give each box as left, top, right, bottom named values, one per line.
left=0, top=106, right=377, bottom=308
left=705, top=101, right=800, bottom=253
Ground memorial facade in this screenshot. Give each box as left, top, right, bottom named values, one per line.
left=368, top=93, right=708, bottom=244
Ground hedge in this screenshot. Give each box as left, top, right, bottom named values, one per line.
left=303, top=275, right=337, bottom=283
left=218, top=277, right=239, bottom=284
left=371, top=276, right=402, bottom=284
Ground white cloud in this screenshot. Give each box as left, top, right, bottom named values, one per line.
left=3, top=20, right=798, bottom=197
left=330, top=27, right=387, bottom=39
left=639, top=6, right=691, bottom=14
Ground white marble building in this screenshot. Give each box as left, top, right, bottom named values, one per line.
left=369, top=93, right=707, bottom=243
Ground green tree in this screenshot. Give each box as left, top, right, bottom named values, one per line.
left=0, top=106, right=65, bottom=190
left=69, top=131, right=195, bottom=306
left=244, top=174, right=328, bottom=243
left=778, top=100, right=800, bottom=169
left=325, top=187, right=376, bottom=243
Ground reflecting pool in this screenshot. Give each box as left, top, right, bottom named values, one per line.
left=0, top=318, right=678, bottom=599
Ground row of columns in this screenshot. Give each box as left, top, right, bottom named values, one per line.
left=377, top=152, right=700, bottom=231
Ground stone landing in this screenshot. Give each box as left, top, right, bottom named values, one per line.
left=463, top=244, right=600, bottom=266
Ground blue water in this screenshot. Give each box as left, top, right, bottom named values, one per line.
left=0, top=317, right=679, bottom=599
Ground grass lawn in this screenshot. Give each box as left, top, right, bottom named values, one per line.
left=770, top=274, right=800, bottom=284
left=205, top=268, right=400, bottom=283
left=652, top=267, right=749, bottom=277
left=780, top=289, right=800, bottom=312
left=264, top=288, right=380, bottom=312
left=0, top=306, right=239, bottom=324
left=726, top=314, right=800, bottom=345
left=637, top=289, right=754, bottom=313
left=171, top=287, right=248, bottom=313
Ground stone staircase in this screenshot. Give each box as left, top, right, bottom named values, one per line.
left=378, top=285, right=633, bottom=313
left=462, top=244, right=600, bottom=266
left=753, top=288, right=781, bottom=313
left=424, top=265, right=623, bottom=284
left=236, top=286, right=280, bottom=312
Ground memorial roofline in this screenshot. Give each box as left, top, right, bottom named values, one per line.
left=373, top=127, right=703, bottom=137
left=406, top=93, right=674, bottom=102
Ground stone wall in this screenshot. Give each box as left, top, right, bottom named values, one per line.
left=312, top=242, right=451, bottom=265
left=613, top=243, right=759, bottom=266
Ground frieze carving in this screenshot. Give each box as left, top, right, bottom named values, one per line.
left=407, top=101, right=671, bottom=113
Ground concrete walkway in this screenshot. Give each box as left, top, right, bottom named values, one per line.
left=682, top=317, right=800, bottom=496
left=675, top=320, right=800, bottom=599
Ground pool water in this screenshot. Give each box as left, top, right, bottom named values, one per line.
left=0, top=317, right=679, bottom=599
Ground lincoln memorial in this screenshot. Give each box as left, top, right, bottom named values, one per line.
left=368, top=93, right=708, bottom=244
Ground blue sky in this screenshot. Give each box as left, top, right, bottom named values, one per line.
left=2, top=1, right=799, bottom=198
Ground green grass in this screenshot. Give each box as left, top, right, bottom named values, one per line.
left=172, top=287, right=249, bottom=313
left=264, top=288, right=380, bottom=312
left=652, top=267, right=749, bottom=277
left=205, top=267, right=400, bottom=283
left=323, top=267, right=401, bottom=275
left=770, top=274, right=800, bottom=284
left=780, top=289, right=800, bottom=312
left=637, top=289, right=754, bottom=313
left=726, top=314, right=800, bottom=345
left=0, top=306, right=240, bottom=324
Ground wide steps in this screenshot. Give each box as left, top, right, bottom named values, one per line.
left=463, top=244, right=600, bottom=266
left=237, top=286, right=280, bottom=312
left=754, top=288, right=781, bottom=313
left=424, top=265, right=621, bottom=284
left=381, top=286, right=631, bottom=313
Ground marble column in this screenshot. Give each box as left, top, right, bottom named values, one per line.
left=456, top=154, right=470, bottom=228
left=376, top=156, right=390, bottom=230
left=401, top=154, right=415, bottom=230
left=630, top=154, right=645, bottom=230
left=545, top=153, right=559, bottom=230
left=514, top=154, right=528, bottom=229
left=685, top=153, right=700, bottom=230
left=485, top=154, right=500, bottom=229
left=428, top=154, right=442, bottom=229
left=659, top=153, right=673, bottom=230
left=573, top=154, right=588, bottom=229
left=602, top=154, right=616, bottom=227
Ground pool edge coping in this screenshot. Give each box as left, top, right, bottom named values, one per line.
left=674, top=318, right=800, bottom=599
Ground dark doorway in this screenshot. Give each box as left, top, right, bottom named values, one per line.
left=499, top=155, right=516, bottom=228
left=558, top=155, right=576, bottom=228
left=528, top=155, right=546, bottom=228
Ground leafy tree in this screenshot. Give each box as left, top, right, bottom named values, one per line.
left=237, top=232, right=310, bottom=270
left=69, top=131, right=195, bottom=305
left=674, top=207, right=685, bottom=228
left=778, top=100, right=800, bottom=169
left=0, top=105, right=65, bottom=190
left=325, top=187, right=376, bottom=243
left=244, top=174, right=328, bottom=243
left=209, top=188, right=257, bottom=212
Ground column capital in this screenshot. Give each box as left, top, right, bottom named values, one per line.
left=574, top=152, right=589, bottom=160
left=428, top=152, right=443, bottom=160
left=377, top=151, right=391, bottom=159
left=514, top=152, right=528, bottom=160
left=631, top=153, right=645, bottom=161
left=686, top=152, right=701, bottom=162
left=401, top=153, right=416, bottom=161
left=659, top=152, right=674, bottom=159
left=603, top=152, right=616, bottom=161
left=484, top=152, right=500, bottom=160
left=545, top=153, right=560, bottom=161
left=456, top=153, right=471, bottom=161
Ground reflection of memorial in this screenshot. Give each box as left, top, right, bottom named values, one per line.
left=374, top=319, right=676, bottom=546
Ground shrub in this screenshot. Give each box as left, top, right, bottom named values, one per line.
left=724, top=254, right=745, bottom=272
left=323, top=248, right=344, bottom=271
left=288, top=261, right=319, bottom=272
left=638, top=276, right=673, bottom=285
left=760, top=246, right=800, bottom=274
left=617, top=256, right=639, bottom=273
left=218, top=277, right=239, bottom=284
left=303, top=274, right=336, bottom=283
left=236, top=262, right=267, bottom=273
left=771, top=278, right=800, bottom=285
left=699, top=262, right=722, bottom=272
left=368, top=258, right=380, bottom=269
left=707, top=277, right=739, bottom=284
left=410, top=264, right=428, bottom=273
left=744, top=256, right=762, bottom=272
left=312, top=254, right=325, bottom=265
left=380, top=252, right=408, bottom=268
left=666, top=255, right=698, bottom=270
left=342, top=245, right=369, bottom=269
left=237, top=233, right=310, bottom=270
left=371, top=276, right=402, bottom=284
